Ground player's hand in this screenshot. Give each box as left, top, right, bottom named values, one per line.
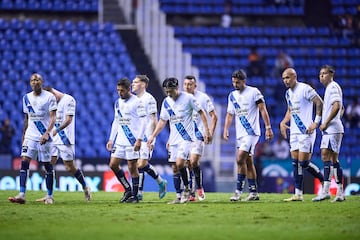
left=40, top=132, right=50, bottom=145
left=106, top=140, right=113, bottom=151
left=134, top=139, right=141, bottom=151
left=223, top=130, right=229, bottom=141
left=306, top=122, right=318, bottom=134
left=147, top=136, right=154, bottom=148
left=279, top=121, right=289, bottom=139
left=204, top=130, right=211, bottom=144
left=319, top=123, right=327, bottom=132
left=52, top=129, right=57, bottom=136
left=265, top=128, right=274, bottom=141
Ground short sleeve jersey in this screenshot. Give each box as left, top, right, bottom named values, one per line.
left=23, top=90, right=57, bottom=141
left=285, top=82, right=318, bottom=135
left=160, top=92, right=201, bottom=145
left=193, top=90, right=215, bottom=141
left=138, top=91, right=157, bottom=139
left=226, top=86, right=263, bottom=138
left=52, top=94, right=76, bottom=145
left=113, top=94, right=146, bottom=146
left=322, top=81, right=344, bottom=134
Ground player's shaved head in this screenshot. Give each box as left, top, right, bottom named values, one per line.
left=283, top=68, right=297, bottom=78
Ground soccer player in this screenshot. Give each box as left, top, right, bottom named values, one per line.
left=280, top=68, right=325, bottom=202
left=183, top=75, right=218, bottom=201
left=147, top=77, right=210, bottom=204
left=223, top=69, right=274, bottom=202
left=35, top=87, right=91, bottom=202
left=9, top=73, right=57, bottom=204
left=106, top=78, right=146, bottom=203
left=131, top=75, right=167, bottom=201
left=312, top=65, right=345, bottom=202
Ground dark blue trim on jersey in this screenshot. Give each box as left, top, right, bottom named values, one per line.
left=55, top=123, right=71, bottom=145
left=194, top=121, right=204, bottom=141
left=24, top=94, right=52, bottom=140
left=115, top=101, right=136, bottom=145
left=229, top=93, right=255, bottom=135
left=286, top=91, right=307, bottom=134
left=164, top=100, right=192, bottom=141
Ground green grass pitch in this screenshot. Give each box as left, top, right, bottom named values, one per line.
left=0, top=190, right=359, bottom=240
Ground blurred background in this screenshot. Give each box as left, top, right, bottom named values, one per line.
left=0, top=0, right=359, bottom=194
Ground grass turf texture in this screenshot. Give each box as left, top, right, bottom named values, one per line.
left=0, top=190, right=359, bottom=240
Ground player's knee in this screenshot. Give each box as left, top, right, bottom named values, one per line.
left=137, top=160, right=147, bottom=169
left=64, top=162, right=75, bottom=173
left=190, top=160, right=199, bottom=168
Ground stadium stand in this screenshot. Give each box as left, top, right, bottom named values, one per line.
left=0, top=17, right=169, bottom=159
left=1, top=0, right=360, bottom=162
left=158, top=0, right=360, bottom=159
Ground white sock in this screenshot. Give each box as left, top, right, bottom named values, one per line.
left=336, top=184, right=343, bottom=196
left=323, top=181, right=331, bottom=195
left=295, top=188, right=303, bottom=196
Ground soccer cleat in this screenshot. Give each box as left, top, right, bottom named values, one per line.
left=168, top=197, right=181, bottom=204
left=126, top=196, right=139, bottom=203
left=188, top=194, right=196, bottom=202
left=312, top=193, right=331, bottom=202
left=158, top=180, right=167, bottom=199
left=168, top=198, right=181, bottom=204
left=331, top=195, right=345, bottom=202
left=180, top=188, right=190, bottom=203
left=44, top=196, right=54, bottom=204
left=242, top=192, right=260, bottom=201
left=137, top=193, right=143, bottom=201
left=283, top=194, right=304, bottom=202
left=84, top=187, right=92, bottom=202
left=230, top=191, right=242, bottom=202
left=119, top=191, right=132, bottom=203
left=197, top=188, right=206, bottom=201
left=35, top=196, right=47, bottom=202
left=8, top=194, right=26, bottom=204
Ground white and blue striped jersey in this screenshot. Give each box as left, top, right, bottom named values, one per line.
left=138, top=91, right=157, bottom=141
left=193, top=90, right=215, bottom=141
left=160, top=92, right=201, bottom=145
left=285, top=82, right=319, bottom=135
left=52, top=94, right=76, bottom=145
left=23, top=90, right=57, bottom=141
left=322, top=81, right=344, bottom=134
left=110, top=94, right=146, bottom=146
left=226, top=86, right=264, bottom=138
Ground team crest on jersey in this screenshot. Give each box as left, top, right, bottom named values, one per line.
left=111, top=146, right=116, bottom=153
left=22, top=146, right=28, bottom=153
left=236, top=95, right=244, bottom=103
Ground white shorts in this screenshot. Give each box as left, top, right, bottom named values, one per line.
left=111, top=144, right=140, bottom=160
left=190, top=140, right=205, bottom=156
left=289, top=133, right=316, bottom=153
left=139, top=142, right=153, bottom=160
left=236, top=135, right=260, bottom=155
left=320, top=133, right=343, bottom=154
left=51, top=144, right=75, bottom=161
left=21, top=138, right=52, bottom=162
left=168, top=141, right=192, bottom=163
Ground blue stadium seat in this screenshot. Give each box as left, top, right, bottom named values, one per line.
left=50, top=20, right=62, bottom=32
left=36, top=19, right=49, bottom=31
